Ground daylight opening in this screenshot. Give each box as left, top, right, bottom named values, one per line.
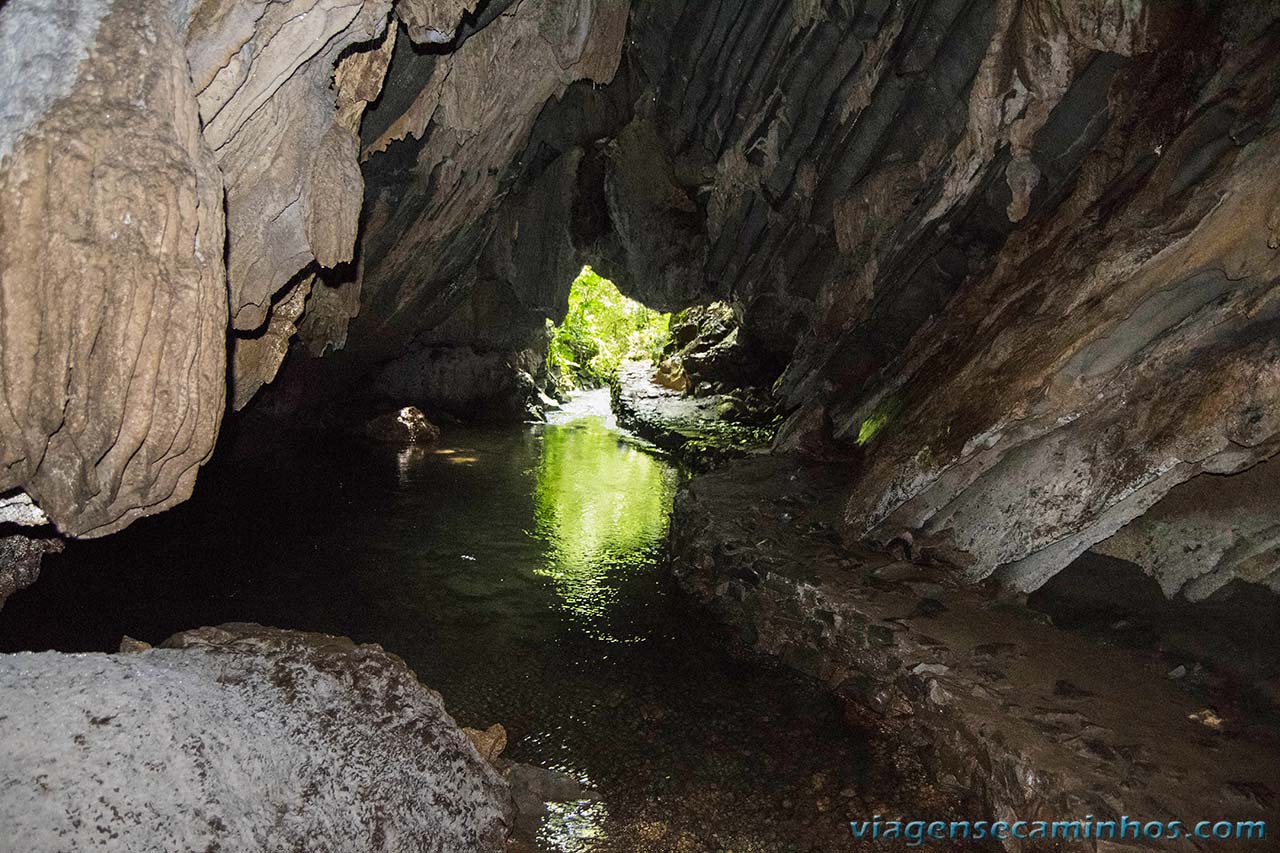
left=545, top=266, right=670, bottom=395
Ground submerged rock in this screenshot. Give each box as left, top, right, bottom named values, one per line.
left=0, top=623, right=512, bottom=851
left=364, top=406, right=442, bottom=445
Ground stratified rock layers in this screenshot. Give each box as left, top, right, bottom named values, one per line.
left=463, top=0, right=1280, bottom=598
left=2, top=0, right=1280, bottom=604
left=0, top=623, right=512, bottom=851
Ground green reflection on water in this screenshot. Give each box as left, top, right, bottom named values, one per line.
left=532, top=413, right=676, bottom=642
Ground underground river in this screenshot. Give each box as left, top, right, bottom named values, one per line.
left=0, top=391, right=886, bottom=851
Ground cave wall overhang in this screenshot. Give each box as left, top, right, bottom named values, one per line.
left=3, top=0, right=1280, bottom=609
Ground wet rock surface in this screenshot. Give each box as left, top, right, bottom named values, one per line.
left=669, top=457, right=1280, bottom=847
left=0, top=0, right=627, bottom=538
left=376, top=343, right=547, bottom=424
left=466, top=0, right=1280, bottom=599
left=0, top=622, right=512, bottom=851
left=613, top=363, right=775, bottom=472
left=4, top=0, right=1279, bottom=599
left=363, top=406, right=442, bottom=445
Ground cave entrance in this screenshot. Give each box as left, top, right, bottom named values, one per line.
left=544, top=266, right=670, bottom=396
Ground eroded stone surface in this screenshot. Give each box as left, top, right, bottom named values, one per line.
left=353, top=0, right=630, bottom=358
left=0, top=0, right=227, bottom=539
left=0, top=534, right=62, bottom=610
left=5, top=0, right=1280, bottom=608
left=613, top=363, right=774, bottom=472
left=1094, top=457, right=1280, bottom=601
left=594, top=0, right=1280, bottom=598
left=0, top=0, right=482, bottom=538
left=670, top=457, right=1280, bottom=847
left=0, top=623, right=513, bottom=850
left=191, top=0, right=395, bottom=332
left=364, top=405, right=442, bottom=444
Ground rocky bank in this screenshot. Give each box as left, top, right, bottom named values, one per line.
left=669, top=456, right=1280, bottom=848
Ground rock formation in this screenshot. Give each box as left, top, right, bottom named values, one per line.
left=2, top=0, right=1279, bottom=603
left=668, top=454, right=1280, bottom=838
left=0, top=0, right=227, bottom=540
left=4, top=2, right=1280, bottom=844
left=0, top=623, right=512, bottom=850
left=363, top=405, right=442, bottom=444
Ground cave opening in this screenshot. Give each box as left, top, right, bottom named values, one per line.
left=544, top=265, right=670, bottom=396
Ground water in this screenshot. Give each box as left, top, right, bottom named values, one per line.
left=0, top=391, right=873, bottom=851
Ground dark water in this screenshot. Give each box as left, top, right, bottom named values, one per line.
left=1, top=391, right=872, bottom=851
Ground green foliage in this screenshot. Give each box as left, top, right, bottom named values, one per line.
left=856, top=394, right=903, bottom=447
left=857, top=412, right=889, bottom=446
left=547, top=267, right=670, bottom=391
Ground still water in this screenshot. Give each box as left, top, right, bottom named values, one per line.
left=0, top=391, right=871, bottom=851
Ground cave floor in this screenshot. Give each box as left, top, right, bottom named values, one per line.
left=2, top=391, right=937, bottom=852
left=671, top=455, right=1280, bottom=842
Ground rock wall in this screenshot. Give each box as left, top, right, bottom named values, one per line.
left=300, top=0, right=632, bottom=422
left=0, top=623, right=512, bottom=850
left=0, top=0, right=227, bottom=539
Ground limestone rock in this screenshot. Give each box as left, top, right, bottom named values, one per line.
left=0, top=534, right=63, bottom=610
left=463, top=723, right=508, bottom=763
left=0, top=0, right=227, bottom=539
left=0, top=623, right=512, bottom=851
left=0, top=492, right=48, bottom=528
left=0, top=0, right=436, bottom=538
left=576, top=0, right=1280, bottom=597
left=354, top=0, right=630, bottom=358
left=1094, top=457, right=1280, bottom=600
left=229, top=273, right=314, bottom=411
left=118, top=635, right=153, bottom=653
left=376, top=345, right=546, bottom=423
left=838, top=21, right=1280, bottom=593
left=188, top=0, right=395, bottom=331
left=363, top=406, right=442, bottom=444
left=668, top=455, right=1280, bottom=840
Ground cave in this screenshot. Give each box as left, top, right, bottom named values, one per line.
left=1, top=0, right=1279, bottom=849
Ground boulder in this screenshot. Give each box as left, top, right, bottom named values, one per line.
left=364, top=406, right=442, bottom=445
left=0, top=623, right=512, bottom=851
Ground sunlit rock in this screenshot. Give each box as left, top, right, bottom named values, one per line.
left=364, top=406, right=442, bottom=445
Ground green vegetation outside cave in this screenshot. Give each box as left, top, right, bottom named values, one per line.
left=546, top=266, right=670, bottom=394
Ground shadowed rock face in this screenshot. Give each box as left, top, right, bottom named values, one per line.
left=2, top=0, right=1280, bottom=603
left=0, top=623, right=513, bottom=850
